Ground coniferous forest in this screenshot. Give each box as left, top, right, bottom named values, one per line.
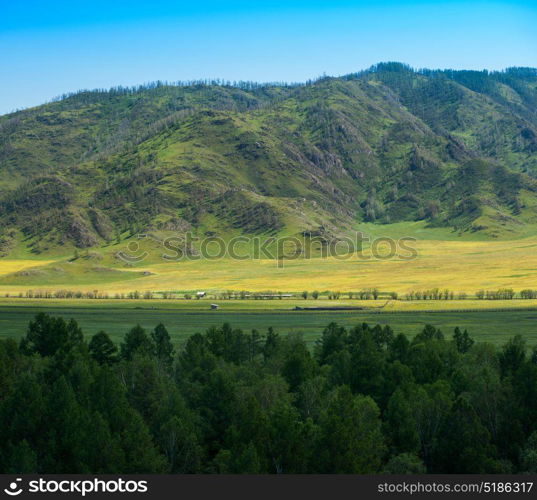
left=2, top=313, right=537, bottom=474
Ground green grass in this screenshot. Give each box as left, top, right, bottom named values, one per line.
left=1, top=299, right=536, bottom=347
left=0, top=260, right=145, bottom=286
left=4, top=231, right=537, bottom=296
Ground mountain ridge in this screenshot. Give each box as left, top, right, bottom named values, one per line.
left=1, top=62, right=537, bottom=256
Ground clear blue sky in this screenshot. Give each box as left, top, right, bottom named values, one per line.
left=1, top=0, right=536, bottom=114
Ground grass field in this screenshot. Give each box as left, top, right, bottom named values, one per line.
left=0, top=259, right=57, bottom=275
left=1, top=230, right=537, bottom=295
left=2, top=298, right=537, bottom=347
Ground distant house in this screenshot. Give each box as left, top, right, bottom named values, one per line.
left=211, top=304, right=219, bottom=310
left=196, top=291, right=207, bottom=298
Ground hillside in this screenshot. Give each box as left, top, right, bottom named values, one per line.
left=1, top=62, right=537, bottom=257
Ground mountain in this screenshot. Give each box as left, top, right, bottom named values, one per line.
left=1, top=62, right=537, bottom=256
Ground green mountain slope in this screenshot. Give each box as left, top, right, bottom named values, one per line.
left=1, top=63, right=537, bottom=255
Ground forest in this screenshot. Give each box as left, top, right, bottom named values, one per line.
left=1, top=313, right=537, bottom=474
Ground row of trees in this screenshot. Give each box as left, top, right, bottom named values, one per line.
left=11, top=289, right=391, bottom=301
left=406, top=289, right=457, bottom=301
left=2, top=313, right=537, bottom=473
left=406, top=289, right=537, bottom=301
left=8, top=288, right=537, bottom=301
left=476, top=289, right=516, bottom=300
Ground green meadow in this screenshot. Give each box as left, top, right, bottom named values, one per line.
left=2, top=298, right=537, bottom=347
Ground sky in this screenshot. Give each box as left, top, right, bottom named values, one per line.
left=1, top=0, right=536, bottom=114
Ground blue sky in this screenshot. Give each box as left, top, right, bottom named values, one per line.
left=1, top=0, right=536, bottom=114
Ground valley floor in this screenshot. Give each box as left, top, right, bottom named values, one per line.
left=1, top=234, right=536, bottom=346
left=0, top=234, right=537, bottom=295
